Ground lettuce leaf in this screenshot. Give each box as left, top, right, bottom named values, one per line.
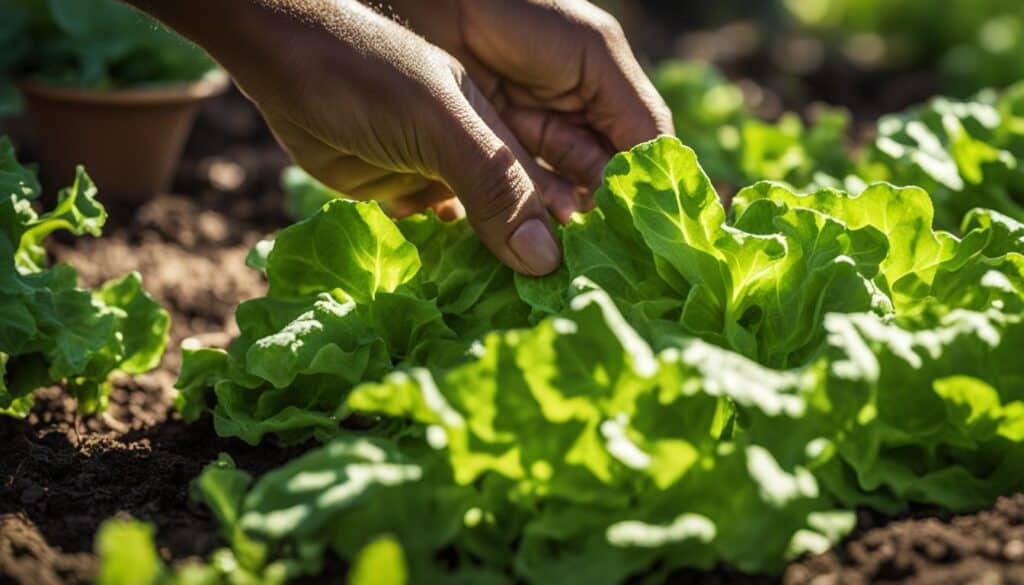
left=653, top=61, right=855, bottom=195
left=818, top=309, right=1024, bottom=512
left=0, top=136, right=169, bottom=416
left=656, top=61, right=1024, bottom=233
left=864, top=90, right=1024, bottom=230
left=177, top=135, right=1024, bottom=581
left=349, top=286, right=848, bottom=580
left=177, top=200, right=528, bottom=444
left=540, top=139, right=889, bottom=368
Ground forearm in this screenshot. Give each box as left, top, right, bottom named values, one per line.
left=128, top=0, right=284, bottom=87
left=125, top=0, right=402, bottom=104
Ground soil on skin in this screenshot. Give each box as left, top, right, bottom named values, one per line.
left=2, top=91, right=1023, bottom=585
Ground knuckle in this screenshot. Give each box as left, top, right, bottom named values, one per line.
left=585, top=10, right=626, bottom=45
left=583, top=147, right=609, bottom=174
left=468, top=153, right=530, bottom=225
left=546, top=137, right=577, bottom=171
left=475, top=189, right=523, bottom=226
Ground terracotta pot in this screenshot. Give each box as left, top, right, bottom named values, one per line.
left=19, top=72, right=230, bottom=202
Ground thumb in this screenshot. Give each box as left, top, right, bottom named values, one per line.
left=434, top=82, right=563, bottom=276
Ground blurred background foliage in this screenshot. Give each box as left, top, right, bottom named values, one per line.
left=602, top=0, right=1024, bottom=118
left=0, top=0, right=216, bottom=114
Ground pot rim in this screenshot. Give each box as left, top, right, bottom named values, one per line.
left=18, top=70, right=231, bottom=106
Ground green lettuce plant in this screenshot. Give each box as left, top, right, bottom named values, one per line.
left=173, top=136, right=1024, bottom=583
left=653, top=61, right=855, bottom=194
left=656, top=61, right=1024, bottom=231
left=0, top=136, right=169, bottom=416
left=175, top=197, right=528, bottom=444
left=862, top=85, right=1024, bottom=230
left=942, top=13, right=1024, bottom=94
left=782, top=0, right=1024, bottom=93
left=179, top=304, right=851, bottom=582
left=94, top=458, right=412, bottom=585
left=283, top=61, right=858, bottom=223
left=183, top=134, right=1024, bottom=451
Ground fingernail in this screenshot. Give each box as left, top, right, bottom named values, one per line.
left=508, top=218, right=561, bottom=276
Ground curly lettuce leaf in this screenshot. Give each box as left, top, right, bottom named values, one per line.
left=521, top=138, right=888, bottom=367
left=350, top=286, right=849, bottom=580
left=734, top=180, right=1024, bottom=321
left=864, top=89, right=1024, bottom=230
left=653, top=61, right=854, bottom=193
left=180, top=200, right=527, bottom=444
left=818, top=309, right=1024, bottom=512
left=0, top=137, right=168, bottom=416
left=179, top=135, right=1024, bottom=581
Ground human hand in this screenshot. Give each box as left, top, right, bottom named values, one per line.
left=129, top=0, right=672, bottom=276
left=387, top=0, right=676, bottom=214
left=134, top=0, right=574, bottom=274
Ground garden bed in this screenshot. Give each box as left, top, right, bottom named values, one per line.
left=2, top=90, right=1023, bottom=585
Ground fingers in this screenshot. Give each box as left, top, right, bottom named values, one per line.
left=266, top=117, right=433, bottom=201
left=456, top=0, right=674, bottom=152
left=434, top=78, right=564, bottom=276
left=578, top=10, right=676, bottom=151
left=289, top=152, right=395, bottom=194
left=503, top=107, right=613, bottom=194
left=430, top=197, right=465, bottom=221
left=529, top=161, right=580, bottom=225
left=462, top=80, right=582, bottom=224
left=384, top=182, right=463, bottom=220
left=345, top=173, right=431, bottom=201
left=301, top=159, right=431, bottom=202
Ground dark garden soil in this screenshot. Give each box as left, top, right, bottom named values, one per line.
left=2, top=87, right=1023, bottom=585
